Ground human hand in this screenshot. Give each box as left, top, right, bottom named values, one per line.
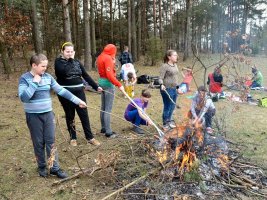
left=33, top=74, right=42, bottom=83
left=97, top=87, right=103, bottom=92
left=119, top=85, right=125, bottom=93
left=147, top=120, right=152, bottom=126
left=192, top=117, right=198, bottom=125
left=71, top=51, right=75, bottom=59
left=79, top=100, right=87, bottom=108
left=161, top=85, right=166, bottom=90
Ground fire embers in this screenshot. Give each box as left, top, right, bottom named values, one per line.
left=146, top=124, right=230, bottom=179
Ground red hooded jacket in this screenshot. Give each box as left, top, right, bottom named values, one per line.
left=97, top=44, right=122, bottom=87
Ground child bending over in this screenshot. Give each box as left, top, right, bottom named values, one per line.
left=124, top=89, right=152, bottom=134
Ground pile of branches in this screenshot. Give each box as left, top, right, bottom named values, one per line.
left=121, top=138, right=267, bottom=200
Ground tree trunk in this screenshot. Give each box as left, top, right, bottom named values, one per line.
left=109, top=0, right=113, bottom=43
left=62, top=0, right=72, bottom=42
left=153, top=0, right=156, bottom=37
left=141, top=0, right=147, bottom=54
left=183, top=0, right=192, bottom=61
left=99, top=0, right=103, bottom=46
left=90, top=0, right=96, bottom=69
left=137, top=0, right=142, bottom=59
left=83, top=0, right=92, bottom=70
left=131, top=0, right=137, bottom=61
left=71, top=0, right=81, bottom=59
left=127, top=0, right=132, bottom=51
left=117, top=0, right=123, bottom=51
left=169, top=0, right=173, bottom=49
left=31, top=0, right=42, bottom=54
left=42, top=0, right=52, bottom=58
left=0, top=42, right=11, bottom=77
left=159, top=0, right=163, bottom=39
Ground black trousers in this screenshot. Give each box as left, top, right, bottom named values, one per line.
left=58, top=87, right=93, bottom=140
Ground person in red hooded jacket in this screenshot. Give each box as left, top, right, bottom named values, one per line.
left=97, top=44, right=125, bottom=138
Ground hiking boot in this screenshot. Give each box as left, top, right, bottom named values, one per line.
left=70, top=139, right=77, bottom=147
left=88, top=138, right=101, bottom=146
left=38, top=167, right=48, bottom=178
left=133, top=126, right=145, bottom=134
left=105, top=132, right=117, bottom=138
left=50, top=169, right=68, bottom=179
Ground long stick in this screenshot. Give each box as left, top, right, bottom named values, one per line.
left=100, top=168, right=160, bottom=200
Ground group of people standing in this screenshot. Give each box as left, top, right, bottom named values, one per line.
left=18, top=43, right=218, bottom=179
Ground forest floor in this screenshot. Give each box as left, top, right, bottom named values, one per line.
left=0, top=54, right=267, bottom=200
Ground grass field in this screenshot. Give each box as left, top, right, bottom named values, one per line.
left=0, top=54, right=267, bottom=199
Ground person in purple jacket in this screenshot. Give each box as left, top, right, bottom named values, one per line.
left=124, top=89, right=152, bottom=134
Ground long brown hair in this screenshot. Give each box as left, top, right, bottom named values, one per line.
left=163, top=50, right=177, bottom=63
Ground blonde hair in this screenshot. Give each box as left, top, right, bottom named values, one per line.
left=61, top=42, right=74, bottom=51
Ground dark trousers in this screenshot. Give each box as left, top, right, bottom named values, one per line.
left=26, top=111, right=60, bottom=171
left=58, top=87, right=93, bottom=140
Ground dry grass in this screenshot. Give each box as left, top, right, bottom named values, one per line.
left=0, top=54, right=267, bottom=199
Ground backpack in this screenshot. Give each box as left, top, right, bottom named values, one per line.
left=137, top=74, right=150, bottom=84
left=258, top=97, right=267, bottom=107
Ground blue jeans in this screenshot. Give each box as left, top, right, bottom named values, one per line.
left=160, top=88, right=178, bottom=125
left=100, top=86, right=115, bottom=135
left=194, top=108, right=216, bottom=128
left=126, top=109, right=147, bottom=126
left=251, top=81, right=261, bottom=88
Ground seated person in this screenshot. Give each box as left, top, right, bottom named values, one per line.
left=178, top=67, right=193, bottom=94
left=244, top=75, right=252, bottom=88
left=250, top=67, right=263, bottom=89
left=120, top=63, right=136, bottom=97
left=207, top=66, right=225, bottom=99
left=188, top=86, right=216, bottom=134
left=124, top=89, right=152, bottom=134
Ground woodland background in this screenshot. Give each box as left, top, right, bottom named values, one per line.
left=1, top=1, right=267, bottom=199
left=0, top=0, right=267, bottom=73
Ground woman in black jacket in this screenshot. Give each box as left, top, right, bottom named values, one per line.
left=55, top=42, right=102, bottom=146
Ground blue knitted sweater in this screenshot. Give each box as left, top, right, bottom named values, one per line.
left=18, top=72, right=81, bottom=113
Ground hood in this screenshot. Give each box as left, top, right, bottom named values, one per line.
left=103, top=44, right=117, bottom=57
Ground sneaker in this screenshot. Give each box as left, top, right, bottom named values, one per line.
left=162, top=124, right=170, bottom=131
left=105, top=132, right=118, bottom=138
left=133, top=126, right=145, bottom=134
left=70, top=139, right=77, bottom=147
left=168, top=121, right=176, bottom=129
left=88, top=138, right=101, bottom=146
left=38, top=167, right=48, bottom=178
left=50, top=169, right=68, bottom=179
left=206, top=127, right=213, bottom=134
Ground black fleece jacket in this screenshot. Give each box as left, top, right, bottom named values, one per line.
left=54, top=56, right=98, bottom=90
